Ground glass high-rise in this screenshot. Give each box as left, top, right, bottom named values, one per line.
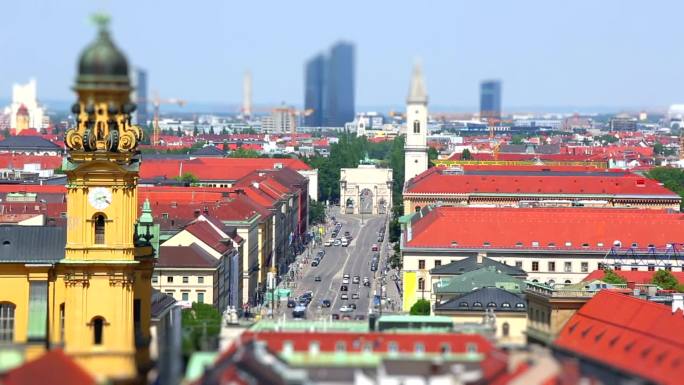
left=480, top=80, right=502, bottom=120
left=304, top=55, right=325, bottom=127
left=303, top=42, right=355, bottom=127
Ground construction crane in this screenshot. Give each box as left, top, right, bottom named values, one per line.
left=139, top=91, right=186, bottom=146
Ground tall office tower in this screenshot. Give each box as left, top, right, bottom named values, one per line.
left=404, top=62, right=429, bottom=186
left=480, top=80, right=502, bottom=121
left=243, top=70, right=252, bottom=119
left=130, top=67, right=148, bottom=125
left=324, top=42, right=355, bottom=127
left=304, top=54, right=325, bottom=127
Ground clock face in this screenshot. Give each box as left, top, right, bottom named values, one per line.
left=88, top=187, right=112, bottom=210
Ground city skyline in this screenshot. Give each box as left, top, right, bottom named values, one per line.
left=2, top=0, right=684, bottom=112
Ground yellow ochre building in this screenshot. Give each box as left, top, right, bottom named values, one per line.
left=0, top=17, right=155, bottom=384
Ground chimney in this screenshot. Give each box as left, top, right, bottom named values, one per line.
left=673, top=294, right=684, bottom=314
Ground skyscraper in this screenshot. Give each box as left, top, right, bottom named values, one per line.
left=304, top=54, right=325, bottom=127
left=130, top=67, right=148, bottom=125
left=303, top=42, right=355, bottom=127
left=480, top=80, right=502, bottom=121
left=325, top=42, right=355, bottom=127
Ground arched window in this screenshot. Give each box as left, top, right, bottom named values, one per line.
left=0, top=302, right=16, bottom=342
left=413, top=120, right=420, bottom=134
left=92, top=316, right=105, bottom=345
left=94, top=215, right=105, bottom=245
left=502, top=322, right=510, bottom=337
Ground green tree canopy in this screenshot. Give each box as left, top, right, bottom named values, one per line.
left=428, top=147, right=439, bottom=168
left=308, top=198, right=326, bottom=225
left=646, top=167, right=684, bottom=209
left=175, top=172, right=199, bottom=185
left=602, top=268, right=627, bottom=284
left=652, top=269, right=679, bottom=290
left=229, top=148, right=260, bottom=158
left=409, top=299, right=431, bottom=315
left=181, top=303, right=221, bottom=355
left=461, top=148, right=472, bottom=160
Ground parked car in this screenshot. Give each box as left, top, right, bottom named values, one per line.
left=322, top=299, right=331, bottom=308
left=341, top=293, right=349, bottom=300
left=349, top=303, right=357, bottom=310
left=342, top=278, right=350, bottom=284
left=287, top=300, right=296, bottom=308
left=334, top=239, right=341, bottom=246
left=314, top=276, right=322, bottom=282
left=332, top=313, right=340, bottom=320
left=324, top=239, right=333, bottom=247
left=372, top=244, right=379, bottom=251
left=364, top=281, right=371, bottom=287
left=352, top=293, right=360, bottom=299
left=339, top=305, right=354, bottom=313
left=340, top=285, right=348, bottom=291
left=352, top=276, right=360, bottom=284
left=311, top=260, right=319, bottom=267
left=354, top=314, right=366, bottom=320
left=341, top=238, right=349, bottom=247
left=343, top=274, right=350, bottom=279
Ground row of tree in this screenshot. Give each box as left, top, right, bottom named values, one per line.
left=603, top=268, right=684, bottom=291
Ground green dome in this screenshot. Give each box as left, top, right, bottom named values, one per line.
left=75, top=18, right=130, bottom=91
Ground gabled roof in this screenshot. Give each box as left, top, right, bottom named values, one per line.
left=435, top=287, right=526, bottom=312
left=1, top=349, right=95, bottom=385
left=0, top=226, right=65, bottom=262
left=191, top=145, right=224, bottom=156
left=158, top=243, right=219, bottom=268
left=182, top=220, right=231, bottom=254
left=434, top=266, right=524, bottom=294
left=583, top=269, right=684, bottom=284
left=151, top=290, right=177, bottom=319
left=554, top=290, right=684, bottom=385
left=430, top=255, right=527, bottom=277
left=0, top=136, right=62, bottom=150
left=405, top=207, right=684, bottom=252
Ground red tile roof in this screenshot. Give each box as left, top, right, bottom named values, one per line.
left=583, top=269, right=684, bottom=284
left=554, top=290, right=684, bottom=385
left=1, top=349, right=96, bottom=385
left=405, top=207, right=684, bottom=251
left=182, top=220, right=231, bottom=254
left=158, top=243, right=219, bottom=268
left=405, top=165, right=678, bottom=198
left=0, top=154, right=62, bottom=170
left=139, top=157, right=310, bottom=181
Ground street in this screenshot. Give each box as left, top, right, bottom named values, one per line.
left=276, top=209, right=400, bottom=321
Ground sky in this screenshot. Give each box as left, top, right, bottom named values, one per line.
left=2, top=0, right=684, bottom=113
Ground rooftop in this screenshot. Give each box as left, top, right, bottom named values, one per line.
left=430, top=255, right=527, bottom=277
left=435, top=287, right=527, bottom=312
left=157, top=243, right=219, bottom=268
left=404, top=206, right=684, bottom=252
left=0, top=226, right=65, bottom=263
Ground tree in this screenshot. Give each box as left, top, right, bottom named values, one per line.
left=428, top=147, right=439, bottom=168
left=181, top=302, right=221, bottom=356
left=308, top=198, right=326, bottom=225
left=193, top=125, right=199, bottom=137
left=229, top=148, right=260, bottom=158
left=176, top=127, right=182, bottom=137
left=461, top=148, right=472, bottom=160
left=602, top=268, right=627, bottom=284
left=646, top=167, right=684, bottom=210
left=652, top=269, right=679, bottom=290
left=409, top=299, right=431, bottom=315
left=654, top=142, right=664, bottom=156
left=175, top=172, right=199, bottom=185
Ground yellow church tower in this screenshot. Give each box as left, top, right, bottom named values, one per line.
left=60, top=15, right=155, bottom=384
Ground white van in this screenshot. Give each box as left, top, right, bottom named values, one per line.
left=341, top=238, right=349, bottom=247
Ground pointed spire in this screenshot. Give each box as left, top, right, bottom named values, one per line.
left=407, top=61, right=428, bottom=105
left=139, top=198, right=153, bottom=224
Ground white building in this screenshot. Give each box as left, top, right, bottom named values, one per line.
left=404, top=63, right=429, bottom=185
left=340, top=165, right=393, bottom=215
left=9, top=79, right=46, bottom=130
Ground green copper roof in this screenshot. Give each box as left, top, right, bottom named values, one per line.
left=75, top=14, right=130, bottom=91
left=139, top=199, right=154, bottom=224
left=250, top=320, right=369, bottom=333
left=435, top=266, right=524, bottom=294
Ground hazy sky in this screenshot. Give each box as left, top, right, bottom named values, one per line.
left=2, top=0, right=684, bottom=112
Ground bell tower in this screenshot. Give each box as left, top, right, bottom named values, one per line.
left=60, top=15, right=154, bottom=384
left=404, top=62, right=428, bottom=185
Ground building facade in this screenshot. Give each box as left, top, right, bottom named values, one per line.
left=304, top=54, right=325, bottom=127
left=324, top=42, right=355, bottom=127
left=404, top=63, right=429, bottom=186
left=339, top=165, right=393, bottom=215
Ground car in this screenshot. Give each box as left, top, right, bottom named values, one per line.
left=318, top=249, right=325, bottom=257
left=322, top=299, right=331, bottom=308
left=342, top=278, right=350, bottom=284
left=372, top=244, right=379, bottom=251
left=287, top=300, right=296, bottom=308
left=311, top=260, right=319, bottom=267
left=371, top=264, right=378, bottom=272
left=314, top=276, right=321, bottom=282
left=333, top=239, right=341, bottom=246
left=300, top=291, right=313, bottom=299
left=324, top=239, right=333, bottom=247
left=344, top=231, right=351, bottom=236
left=292, top=305, right=307, bottom=318
left=341, top=293, right=349, bottom=300
left=339, top=305, right=354, bottom=313
left=341, top=239, right=349, bottom=247
left=340, top=285, right=348, bottom=291
left=343, top=274, right=350, bottom=279
left=354, top=315, right=366, bottom=320
left=342, top=315, right=351, bottom=320
left=349, top=303, right=357, bottom=310
left=332, top=313, right=340, bottom=320
left=352, top=276, right=360, bottom=284
left=377, top=236, right=383, bottom=242
left=364, top=281, right=371, bottom=287
left=352, top=293, right=360, bottom=299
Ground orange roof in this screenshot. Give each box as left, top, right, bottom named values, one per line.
left=405, top=207, right=684, bottom=251
left=554, top=291, right=684, bottom=385
left=139, top=158, right=310, bottom=181
left=0, top=154, right=62, bottom=169
left=405, top=165, right=679, bottom=198
left=583, top=269, right=684, bottom=284
left=1, top=349, right=96, bottom=385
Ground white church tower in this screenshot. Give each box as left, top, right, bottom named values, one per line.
left=404, top=62, right=429, bottom=185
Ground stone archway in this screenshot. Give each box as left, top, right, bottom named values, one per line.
left=360, top=188, right=373, bottom=215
